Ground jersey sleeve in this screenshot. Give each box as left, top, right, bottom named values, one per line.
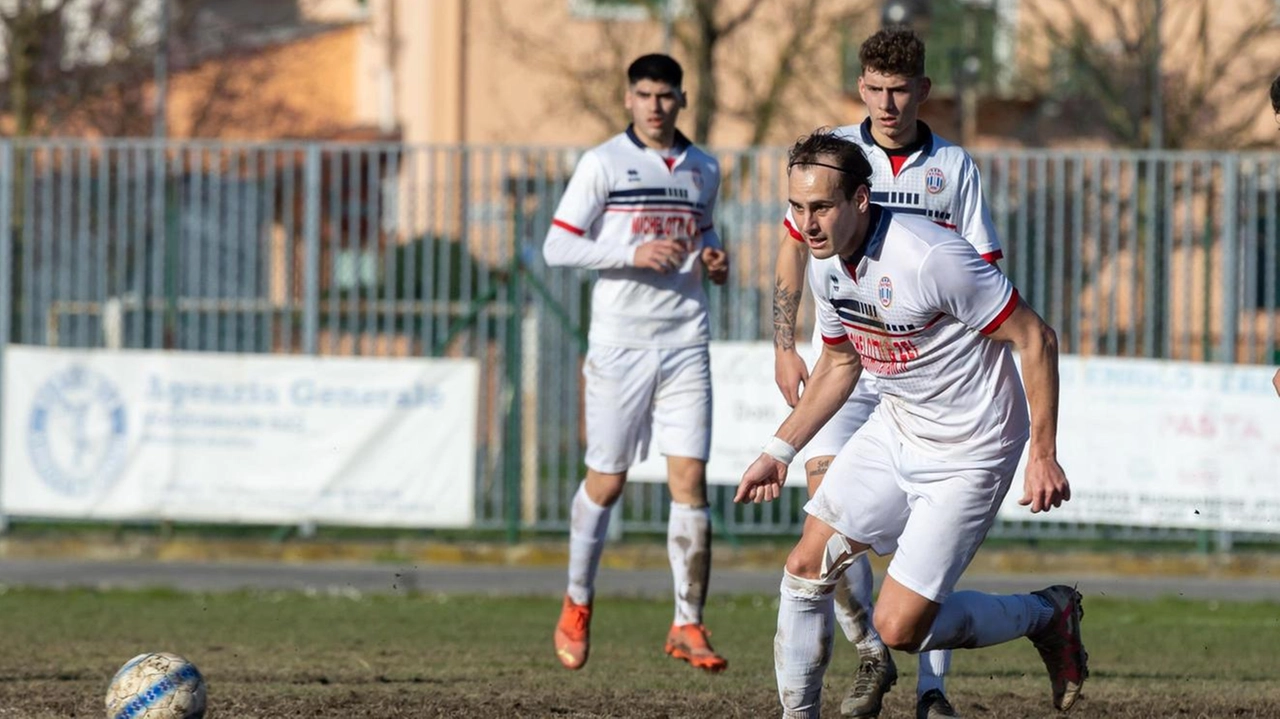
left=542, top=150, right=635, bottom=269
left=807, top=261, right=848, bottom=345
left=551, top=150, right=608, bottom=238
left=782, top=206, right=804, bottom=241
left=956, top=157, right=1003, bottom=262
left=916, top=239, right=1018, bottom=335
left=699, top=158, right=723, bottom=250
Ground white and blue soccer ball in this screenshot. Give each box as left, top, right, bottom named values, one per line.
left=104, top=652, right=206, bottom=719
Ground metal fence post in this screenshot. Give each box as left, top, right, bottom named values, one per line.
left=0, top=141, right=12, bottom=533
left=302, top=144, right=321, bottom=355
left=1219, top=154, right=1240, bottom=363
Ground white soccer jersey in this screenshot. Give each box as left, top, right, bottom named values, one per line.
left=809, top=207, right=1029, bottom=460
left=788, top=121, right=1001, bottom=361
left=543, top=127, right=722, bottom=349
left=785, top=119, right=1001, bottom=259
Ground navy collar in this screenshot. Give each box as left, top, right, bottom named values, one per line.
left=840, top=205, right=891, bottom=276
left=859, top=118, right=934, bottom=157
left=625, top=124, right=692, bottom=154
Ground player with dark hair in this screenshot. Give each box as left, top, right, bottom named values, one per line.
left=544, top=53, right=730, bottom=673
left=744, top=129, right=1087, bottom=718
left=772, top=27, right=1002, bottom=719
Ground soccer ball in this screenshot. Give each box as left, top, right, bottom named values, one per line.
left=104, top=652, right=207, bottom=719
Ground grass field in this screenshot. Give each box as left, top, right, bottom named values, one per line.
left=2, top=587, right=1279, bottom=718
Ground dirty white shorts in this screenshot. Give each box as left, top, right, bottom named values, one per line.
left=582, top=344, right=711, bottom=474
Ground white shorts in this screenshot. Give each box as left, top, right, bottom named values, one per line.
left=582, top=344, right=712, bottom=474
left=804, top=411, right=1022, bottom=603
left=804, top=376, right=880, bottom=461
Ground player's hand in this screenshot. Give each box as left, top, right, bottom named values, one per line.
left=700, top=247, right=729, bottom=285
left=774, top=350, right=809, bottom=407
left=634, top=239, right=689, bottom=273
left=734, top=453, right=788, bottom=504
left=1018, top=454, right=1070, bottom=513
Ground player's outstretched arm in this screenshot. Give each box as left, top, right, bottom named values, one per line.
left=987, top=299, right=1070, bottom=514
left=736, top=340, right=861, bottom=504
left=773, top=238, right=810, bottom=407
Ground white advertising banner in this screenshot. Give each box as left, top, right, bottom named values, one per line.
left=630, top=342, right=815, bottom=486
left=1, top=346, right=478, bottom=528
left=632, top=342, right=1280, bottom=533
left=997, top=355, right=1280, bottom=533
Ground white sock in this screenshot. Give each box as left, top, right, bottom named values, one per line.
left=919, top=591, right=1054, bottom=652
left=917, top=650, right=950, bottom=697
left=776, top=570, right=837, bottom=719
left=668, top=502, right=711, bottom=626
left=833, top=553, right=886, bottom=661
left=566, top=481, right=611, bottom=606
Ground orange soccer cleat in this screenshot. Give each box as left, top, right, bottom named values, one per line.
left=664, top=623, right=728, bottom=673
left=554, top=596, right=593, bottom=670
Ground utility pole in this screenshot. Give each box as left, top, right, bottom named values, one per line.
left=1150, top=0, right=1163, bottom=150
left=661, top=0, right=674, bottom=55
left=153, top=0, right=170, bottom=140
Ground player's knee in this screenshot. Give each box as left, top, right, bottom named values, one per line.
left=874, top=612, right=925, bottom=652
left=783, top=544, right=823, bottom=580
left=584, top=471, right=627, bottom=506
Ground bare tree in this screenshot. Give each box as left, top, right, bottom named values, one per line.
left=494, top=0, right=875, bottom=147
left=1024, top=0, right=1280, bottom=149
left=1, top=0, right=311, bottom=137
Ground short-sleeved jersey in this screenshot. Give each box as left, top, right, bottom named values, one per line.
left=789, top=121, right=1003, bottom=370
left=550, top=127, right=721, bottom=348
left=809, top=207, right=1029, bottom=460
left=785, top=119, right=1001, bottom=259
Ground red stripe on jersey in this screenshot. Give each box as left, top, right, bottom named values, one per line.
left=980, top=290, right=1020, bottom=335
left=935, top=221, right=958, bottom=230
left=784, top=218, right=803, bottom=241
left=889, top=154, right=909, bottom=176
left=821, top=334, right=849, bottom=345
left=981, top=250, right=1003, bottom=265
left=553, top=219, right=585, bottom=236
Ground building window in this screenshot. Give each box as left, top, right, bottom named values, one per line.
left=568, top=0, right=685, bottom=21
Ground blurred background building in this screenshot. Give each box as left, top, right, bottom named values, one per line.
left=4, top=0, right=1280, bottom=150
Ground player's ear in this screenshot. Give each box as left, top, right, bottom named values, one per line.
left=854, top=184, right=871, bottom=212
left=917, top=76, right=932, bottom=104
left=678, top=88, right=688, bottom=108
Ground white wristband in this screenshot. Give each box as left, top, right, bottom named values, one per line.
left=762, top=436, right=797, bottom=465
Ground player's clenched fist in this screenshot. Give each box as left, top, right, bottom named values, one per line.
left=734, top=453, right=789, bottom=504
left=1017, top=455, right=1071, bottom=513
left=700, top=247, right=729, bottom=285
left=634, top=239, right=689, bottom=273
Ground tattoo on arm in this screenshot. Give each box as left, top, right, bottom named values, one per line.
left=806, top=458, right=831, bottom=479
left=773, top=280, right=802, bottom=351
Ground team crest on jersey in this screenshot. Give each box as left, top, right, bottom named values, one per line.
left=925, top=167, right=946, bottom=194
left=877, top=276, right=893, bottom=307
left=689, top=166, right=703, bottom=190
